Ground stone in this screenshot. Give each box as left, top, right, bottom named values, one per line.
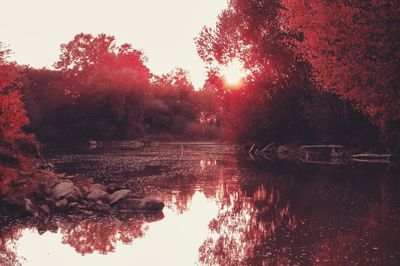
left=65, top=187, right=83, bottom=202
left=40, top=204, right=51, bottom=215
left=68, top=202, right=79, bottom=208
left=109, top=189, right=131, bottom=204
left=86, top=189, right=109, bottom=202
left=52, top=181, right=74, bottom=198
left=55, top=199, right=68, bottom=210
left=24, top=198, right=38, bottom=216
left=79, top=209, right=94, bottom=216
left=115, top=198, right=141, bottom=210
left=80, top=185, right=92, bottom=197
left=91, top=200, right=111, bottom=212
left=139, top=197, right=164, bottom=211
left=113, top=197, right=164, bottom=212
left=93, top=183, right=106, bottom=191
left=106, top=183, right=123, bottom=194
left=39, top=175, right=60, bottom=195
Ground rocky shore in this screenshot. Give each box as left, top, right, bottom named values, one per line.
left=3, top=168, right=164, bottom=217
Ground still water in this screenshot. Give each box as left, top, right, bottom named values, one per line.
left=1, top=142, right=400, bottom=265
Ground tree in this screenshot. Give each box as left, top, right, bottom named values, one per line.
left=196, top=0, right=315, bottom=143
left=0, top=44, right=37, bottom=197
left=280, top=0, right=400, bottom=151
left=146, top=69, right=198, bottom=136
left=55, top=33, right=151, bottom=83
left=46, top=34, right=153, bottom=141
left=0, top=44, right=29, bottom=144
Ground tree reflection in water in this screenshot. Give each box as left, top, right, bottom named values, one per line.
left=198, top=180, right=296, bottom=265
left=0, top=212, right=163, bottom=265
left=0, top=222, right=23, bottom=266
left=1, top=145, right=400, bottom=265
left=60, top=216, right=151, bottom=254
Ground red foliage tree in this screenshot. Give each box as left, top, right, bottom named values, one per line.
left=0, top=44, right=37, bottom=196
left=0, top=45, right=28, bottom=143
left=280, top=0, right=400, bottom=150
left=195, top=0, right=314, bottom=143
left=55, top=33, right=151, bottom=83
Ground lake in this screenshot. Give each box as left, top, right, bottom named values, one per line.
left=1, top=142, right=400, bottom=265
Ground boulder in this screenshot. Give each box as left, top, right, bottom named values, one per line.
left=86, top=189, right=109, bottom=202
left=24, top=198, right=37, bottom=216
left=109, top=189, right=132, bottom=204
left=138, top=197, right=164, bottom=211
left=39, top=175, right=60, bottom=195
left=106, top=183, right=123, bottom=194
left=93, top=183, right=106, bottom=191
left=43, top=175, right=59, bottom=188
left=114, top=197, right=164, bottom=212
left=55, top=199, right=68, bottom=209
left=52, top=181, right=74, bottom=198
left=79, top=185, right=92, bottom=197
left=91, top=200, right=111, bottom=212
left=40, top=204, right=51, bottom=215
left=79, top=209, right=95, bottom=216
left=114, top=198, right=141, bottom=210
left=65, top=187, right=83, bottom=202
left=68, top=202, right=79, bottom=209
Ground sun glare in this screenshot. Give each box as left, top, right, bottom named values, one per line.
left=221, top=59, right=246, bottom=87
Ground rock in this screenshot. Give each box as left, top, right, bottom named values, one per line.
left=115, top=198, right=141, bottom=210
left=52, top=181, right=74, bottom=198
left=55, top=199, right=68, bottom=210
left=79, top=185, right=92, bottom=197
left=109, top=189, right=131, bottom=204
left=113, top=197, right=164, bottom=212
left=106, top=183, right=123, bottom=194
left=79, top=209, right=95, bottom=216
left=139, top=197, right=164, bottom=211
left=70, top=174, right=94, bottom=194
left=65, top=187, right=83, bottom=202
left=24, top=198, right=38, bottom=216
left=93, top=183, right=106, bottom=191
left=40, top=204, right=51, bottom=215
left=39, top=175, right=60, bottom=195
left=91, top=200, right=111, bottom=212
left=68, top=202, right=79, bottom=209
left=86, top=189, right=109, bottom=202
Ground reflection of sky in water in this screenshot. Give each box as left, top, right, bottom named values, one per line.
left=2, top=144, right=400, bottom=265
left=16, top=192, right=219, bottom=266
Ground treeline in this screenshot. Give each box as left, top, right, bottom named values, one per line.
left=21, top=34, right=219, bottom=143
left=2, top=0, right=399, bottom=155
left=196, top=0, right=399, bottom=153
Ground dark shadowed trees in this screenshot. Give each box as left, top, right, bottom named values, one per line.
left=280, top=0, right=400, bottom=151
left=196, top=0, right=386, bottom=149
left=22, top=34, right=220, bottom=143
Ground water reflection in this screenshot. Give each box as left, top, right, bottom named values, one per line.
left=1, top=144, right=400, bottom=265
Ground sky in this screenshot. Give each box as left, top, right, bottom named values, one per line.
left=0, top=0, right=227, bottom=89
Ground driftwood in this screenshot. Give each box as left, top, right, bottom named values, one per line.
left=248, top=143, right=276, bottom=161
left=351, top=153, right=391, bottom=164
left=248, top=143, right=393, bottom=165
left=299, top=145, right=344, bottom=149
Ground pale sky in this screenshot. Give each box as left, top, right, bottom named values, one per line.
left=0, top=0, right=227, bottom=88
